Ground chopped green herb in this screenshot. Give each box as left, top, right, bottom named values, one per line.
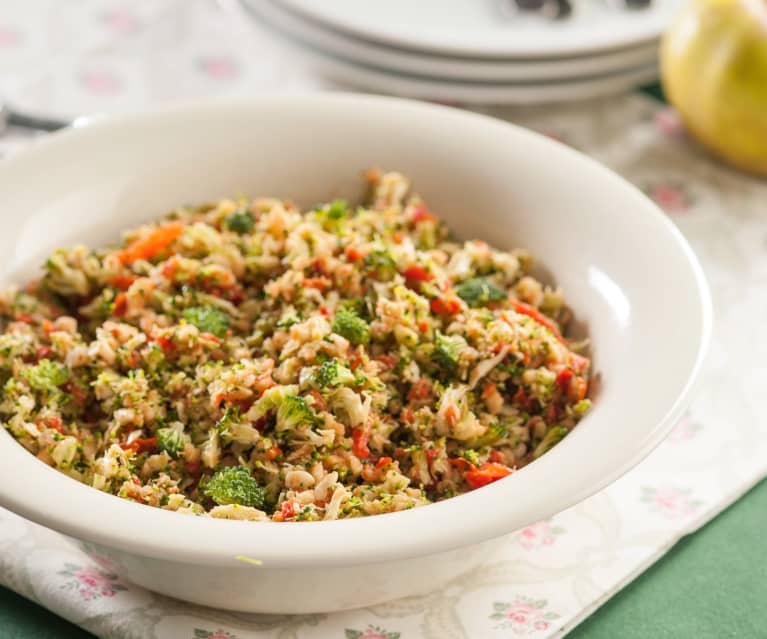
left=455, top=277, right=507, bottom=308
left=182, top=306, right=229, bottom=338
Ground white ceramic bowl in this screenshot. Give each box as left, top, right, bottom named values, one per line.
left=0, top=95, right=710, bottom=613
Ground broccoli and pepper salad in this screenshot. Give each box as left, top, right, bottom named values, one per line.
left=0, top=170, right=591, bottom=522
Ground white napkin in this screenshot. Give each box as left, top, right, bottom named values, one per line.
left=2, top=1, right=767, bottom=637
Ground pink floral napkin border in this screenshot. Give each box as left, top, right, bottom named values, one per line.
left=3, top=2, right=767, bottom=638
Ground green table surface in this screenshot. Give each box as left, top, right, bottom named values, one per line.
left=4, top=83, right=757, bottom=638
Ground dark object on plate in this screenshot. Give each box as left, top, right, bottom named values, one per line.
left=542, top=0, right=573, bottom=19
left=513, top=0, right=546, bottom=9
left=506, top=0, right=573, bottom=20
left=504, top=0, right=650, bottom=20
left=610, top=0, right=653, bottom=8
left=0, top=103, right=68, bottom=133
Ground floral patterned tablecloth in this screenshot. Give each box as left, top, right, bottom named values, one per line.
left=2, top=2, right=767, bottom=638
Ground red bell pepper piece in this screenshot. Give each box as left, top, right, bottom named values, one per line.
left=430, top=296, right=462, bottom=316
left=510, top=299, right=565, bottom=343
left=118, top=221, right=184, bottom=265
left=352, top=426, right=371, bottom=459
left=464, top=462, right=513, bottom=489
left=403, top=264, right=432, bottom=283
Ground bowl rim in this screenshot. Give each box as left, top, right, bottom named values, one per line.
left=0, top=93, right=712, bottom=567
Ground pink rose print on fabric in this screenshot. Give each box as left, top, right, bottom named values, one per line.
left=518, top=520, right=566, bottom=550
left=644, top=181, right=694, bottom=213
left=59, top=563, right=127, bottom=601
left=641, top=485, right=702, bottom=519
left=655, top=108, right=685, bottom=137
left=0, top=25, right=22, bottom=47
left=194, top=630, right=239, bottom=639
left=345, top=625, right=401, bottom=639
left=79, top=543, right=121, bottom=574
left=101, top=9, right=141, bottom=35
left=666, top=416, right=703, bottom=443
left=197, top=56, right=240, bottom=81
left=490, top=597, right=560, bottom=634
left=80, top=70, right=122, bottom=96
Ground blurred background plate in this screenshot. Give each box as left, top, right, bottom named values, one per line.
left=274, top=34, right=659, bottom=104
left=244, top=0, right=659, bottom=82
left=278, top=0, right=682, bottom=58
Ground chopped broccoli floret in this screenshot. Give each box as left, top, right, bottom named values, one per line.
left=215, top=406, right=240, bottom=443
left=363, top=249, right=397, bottom=281
left=455, top=277, right=507, bottom=308
left=497, top=360, right=525, bottom=377
left=276, top=394, right=316, bottom=431
left=275, top=305, right=301, bottom=329
left=533, top=425, right=569, bottom=458
left=225, top=209, right=254, bottom=234
left=316, top=359, right=355, bottom=388
left=248, top=384, right=298, bottom=422
left=331, top=307, right=370, bottom=345
left=473, top=421, right=509, bottom=448
left=311, top=199, right=351, bottom=229
left=156, top=427, right=184, bottom=458
left=338, top=297, right=372, bottom=320
left=214, top=406, right=240, bottom=439
left=203, top=466, right=265, bottom=509
left=433, top=332, right=467, bottom=371
left=459, top=449, right=481, bottom=465
left=326, top=199, right=350, bottom=220
left=23, top=359, right=69, bottom=392
left=182, top=306, right=229, bottom=338
left=294, top=504, right=316, bottom=521
left=275, top=312, right=300, bottom=329
left=341, top=495, right=363, bottom=515
left=573, top=398, right=592, bottom=418
left=44, top=251, right=91, bottom=297
left=353, top=369, right=384, bottom=391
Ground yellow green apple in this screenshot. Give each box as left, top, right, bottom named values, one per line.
left=661, top=0, right=767, bottom=176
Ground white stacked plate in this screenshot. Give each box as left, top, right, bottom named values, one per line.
left=240, top=0, right=682, bottom=104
